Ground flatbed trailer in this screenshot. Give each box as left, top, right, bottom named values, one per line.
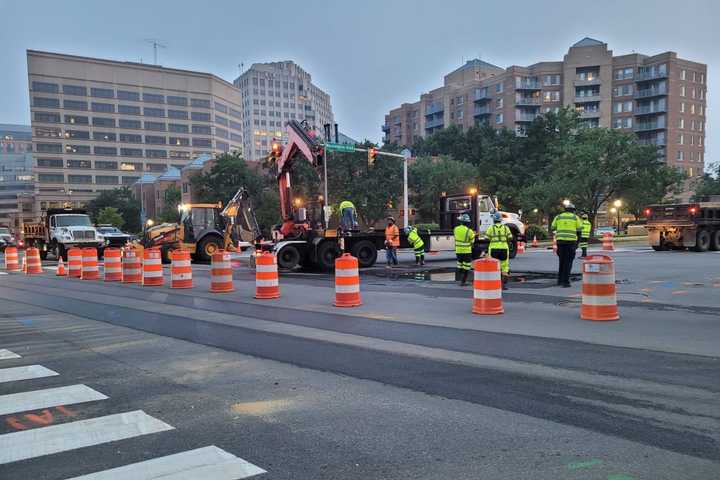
left=645, top=200, right=720, bottom=251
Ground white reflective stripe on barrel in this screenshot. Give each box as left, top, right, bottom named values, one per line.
left=473, top=289, right=502, bottom=300
left=212, top=275, right=233, bottom=283
left=335, top=284, right=360, bottom=293
left=583, top=274, right=615, bottom=285
left=172, top=260, right=191, bottom=268
left=255, top=264, right=277, bottom=273
left=255, top=279, right=279, bottom=287
left=105, top=267, right=122, bottom=273
left=172, top=273, right=192, bottom=280
left=335, top=268, right=359, bottom=278
left=144, top=271, right=163, bottom=278
left=124, top=269, right=141, bottom=275
left=581, top=295, right=617, bottom=306
left=474, top=271, right=501, bottom=281
left=84, top=266, right=99, bottom=272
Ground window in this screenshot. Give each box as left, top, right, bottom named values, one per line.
left=143, top=93, right=164, bottom=103
left=144, top=121, right=166, bottom=131
left=169, top=123, right=189, bottom=133
left=146, top=163, right=166, bottom=172
left=167, top=109, right=188, bottom=119
left=680, top=102, right=685, bottom=113
left=63, top=99, right=87, bottom=110
left=34, top=112, right=61, bottom=123
left=68, top=175, right=92, bottom=184
left=169, top=150, right=191, bottom=159
left=65, top=145, right=91, bottom=154
left=67, top=159, right=92, bottom=169
left=63, top=84, right=87, bottom=96
left=215, top=115, right=228, bottom=126
left=191, top=125, right=211, bottom=134
left=678, top=118, right=685, bottom=129
left=230, top=108, right=242, bottom=119
left=191, top=98, right=211, bottom=108
left=495, top=113, right=503, bottom=124
left=119, top=119, right=142, bottom=129
left=145, top=149, right=167, bottom=158
left=624, top=101, right=633, bottom=112
left=91, top=87, right=114, bottom=98
left=191, top=112, right=211, bottom=122
left=612, top=118, right=622, bottom=129
left=37, top=158, right=63, bottom=168
left=543, top=75, right=560, bottom=86
left=65, top=115, right=89, bottom=125
left=95, top=175, right=118, bottom=185
left=32, top=81, right=59, bottom=93
left=93, top=117, right=115, bottom=127
left=495, top=83, right=503, bottom=93
left=144, top=107, right=165, bottom=117
left=145, top=135, right=166, bottom=145
left=700, top=73, right=705, bottom=84
left=217, top=141, right=229, bottom=152
left=33, top=97, right=59, bottom=108
left=119, top=133, right=142, bottom=143
left=678, top=134, right=684, bottom=145
left=676, top=151, right=684, bottom=161
left=38, top=173, right=64, bottom=183
left=91, top=102, right=114, bottom=113
left=623, top=117, right=632, bottom=128
left=65, top=130, right=90, bottom=140
left=496, top=97, right=503, bottom=109
left=230, top=133, right=242, bottom=142
left=680, top=85, right=686, bottom=97
left=691, top=88, right=696, bottom=99
left=120, top=162, right=142, bottom=171
left=120, top=148, right=143, bottom=157
left=192, top=138, right=212, bottom=147
left=118, top=105, right=141, bottom=115
left=94, top=146, right=117, bottom=156
left=95, top=161, right=117, bottom=170
left=169, top=137, right=190, bottom=146
left=117, top=90, right=140, bottom=101
left=614, top=102, right=622, bottom=113
left=36, top=143, right=63, bottom=153
left=691, top=104, right=695, bottom=114
left=166, top=96, right=188, bottom=106
left=229, top=120, right=241, bottom=131
left=214, top=102, right=228, bottom=113
left=122, top=176, right=140, bottom=185
left=216, top=128, right=228, bottom=138
left=35, top=127, right=62, bottom=138
left=681, top=70, right=686, bottom=80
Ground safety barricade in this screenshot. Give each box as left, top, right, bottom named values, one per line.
left=122, top=247, right=142, bottom=283
left=471, top=257, right=504, bottom=315
left=581, top=255, right=619, bottom=321
left=602, top=232, right=615, bottom=251
left=142, top=248, right=164, bottom=286
left=25, top=248, right=43, bottom=275
left=4, top=247, right=19, bottom=271
left=67, top=248, right=82, bottom=278
left=517, top=241, right=525, bottom=254
left=56, top=258, right=66, bottom=276
left=81, top=248, right=99, bottom=280
left=255, top=252, right=280, bottom=299
left=334, top=253, right=361, bottom=307
left=531, top=236, right=538, bottom=248
left=103, top=248, right=122, bottom=282
left=210, top=250, right=234, bottom=293
left=171, top=250, right=193, bottom=289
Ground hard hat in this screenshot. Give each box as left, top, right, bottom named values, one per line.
left=581, top=213, right=589, bottom=219
left=493, top=212, right=503, bottom=222
left=404, top=226, right=412, bottom=234
left=387, top=216, right=395, bottom=223
left=458, top=213, right=471, bottom=223
left=565, top=202, right=576, bottom=211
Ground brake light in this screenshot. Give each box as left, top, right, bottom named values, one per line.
left=689, top=207, right=698, bottom=215
left=644, top=208, right=651, bottom=217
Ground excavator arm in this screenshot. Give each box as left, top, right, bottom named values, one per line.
left=220, top=187, right=263, bottom=248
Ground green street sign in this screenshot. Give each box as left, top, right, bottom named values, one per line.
left=325, top=142, right=356, bottom=153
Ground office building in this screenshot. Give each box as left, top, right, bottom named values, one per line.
left=0, top=124, right=36, bottom=229
left=234, top=61, right=334, bottom=161
left=382, top=38, right=707, bottom=177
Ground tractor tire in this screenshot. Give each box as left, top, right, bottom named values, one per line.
left=317, top=241, right=340, bottom=271
left=277, top=245, right=301, bottom=270
left=693, top=229, right=711, bottom=252
left=710, top=229, right=720, bottom=251
left=350, top=240, right=377, bottom=268
left=197, top=236, right=223, bottom=262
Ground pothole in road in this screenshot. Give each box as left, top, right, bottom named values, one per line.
left=365, top=268, right=580, bottom=288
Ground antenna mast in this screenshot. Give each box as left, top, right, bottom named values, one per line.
left=144, top=39, right=167, bottom=65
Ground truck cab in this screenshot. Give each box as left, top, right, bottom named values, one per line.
left=24, top=208, right=104, bottom=260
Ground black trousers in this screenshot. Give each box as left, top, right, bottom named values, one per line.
left=557, top=241, right=576, bottom=285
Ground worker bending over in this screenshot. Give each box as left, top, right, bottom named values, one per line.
left=405, top=225, right=425, bottom=265
left=339, top=200, right=358, bottom=231
left=486, top=212, right=513, bottom=290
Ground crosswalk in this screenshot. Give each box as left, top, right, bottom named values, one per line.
left=0, top=348, right=266, bottom=479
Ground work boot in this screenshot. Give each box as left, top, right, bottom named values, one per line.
left=502, top=275, right=509, bottom=291
left=460, top=270, right=469, bottom=286
left=581, top=248, right=588, bottom=258
left=420, top=258, right=425, bottom=266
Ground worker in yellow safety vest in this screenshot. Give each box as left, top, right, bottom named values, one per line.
left=550, top=202, right=583, bottom=287
left=486, top=212, right=513, bottom=290
left=454, top=213, right=475, bottom=286
left=339, top=200, right=358, bottom=231
left=579, top=213, right=592, bottom=258
left=405, top=225, right=425, bottom=265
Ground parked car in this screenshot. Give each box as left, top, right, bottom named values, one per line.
left=0, top=226, right=16, bottom=251
left=594, top=226, right=617, bottom=239
left=96, top=225, right=132, bottom=248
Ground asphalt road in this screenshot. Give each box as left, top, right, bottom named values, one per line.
left=0, top=244, right=718, bottom=479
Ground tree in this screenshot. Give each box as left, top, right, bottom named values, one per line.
left=692, top=163, right=720, bottom=201
left=621, top=164, right=685, bottom=218
left=86, top=187, right=141, bottom=233
left=96, top=207, right=125, bottom=229
left=158, top=185, right=181, bottom=223
left=191, top=152, right=266, bottom=203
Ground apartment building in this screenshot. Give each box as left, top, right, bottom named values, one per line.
left=27, top=50, right=244, bottom=213
left=382, top=38, right=707, bottom=177
left=0, top=124, right=35, bottom=228
left=234, top=61, right=334, bottom=162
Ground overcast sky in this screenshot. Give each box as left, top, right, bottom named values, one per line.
left=1, top=0, right=716, bottom=170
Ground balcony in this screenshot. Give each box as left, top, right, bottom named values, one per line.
left=573, top=77, right=601, bottom=86
left=474, top=90, right=491, bottom=102
left=635, top=87, right=667, bottom=99
left=515, top=80, right=541, bottom=90
left=425, top=117, right=444, bottom=129
left=636, top=70, right=668, bottom=82
left=515, top=97, right=541, bottom=106
left=575, top=95, right=601, bottom=103
left=474, top=105, right=492, bottom=116
left=381, top=124, right=390, bottom=133
left=634, top=121, right=666, bottom=132
left=515, top=112, right=540, bottom=122
left=637, top=135, right=667, bottom=147
left=579, top=110, right=600, bottom=118
left=425, top=103, right=444, bottom=116
left=635, top=104, right=667, bottom=115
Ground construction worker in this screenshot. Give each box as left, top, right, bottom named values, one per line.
left=454, top=213, right=475, bottom=286
left=384, top=216, right=400, bottom=267
left=486, top=211, right=512, bottom=290
left=405, top=225, right=425, bottom=265
left=339, top=200, right=358, bottom=231
left=579, top=213, right=592, bottom=258
left=550, top=202, right=583, bottom=288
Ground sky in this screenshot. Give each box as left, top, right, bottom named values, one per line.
left=0, top=0, right=717, bottom=171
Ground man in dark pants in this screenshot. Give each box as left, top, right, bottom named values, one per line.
left=550, top=203, right=583, bottom=287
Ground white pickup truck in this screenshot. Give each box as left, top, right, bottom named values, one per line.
left=23, top=208, right=105, bottom=260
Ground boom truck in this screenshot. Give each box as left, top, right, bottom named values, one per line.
left=645, top=196, right=720, bottom=251
left=268, top=120, right=525, bottom=270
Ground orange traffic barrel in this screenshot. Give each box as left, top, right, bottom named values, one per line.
left=531, top=236, right=538, bottom=248
left=210, top=250, right=234, bottom=293
left=4, top=247, right=19, bottom=271
left=56, top=257, right=67, bottom=276
left=122, top=247, right=142, bottom=283
left=81, top=248, right=99, bottom=280
left=581, top=255, right=619, bottom=321
left=472, top=257, right=504, bottom=315
left=25, top=248, right=43, bottom=275
left=517, top=241, right=525, bottom=254
left=103, top=248, right=122, bottom=282
left=67, top=248, right=83, bottom=278
left=602, top=232, right=615, bottom=251
left=171, top=249, right=193, bottom=289
left=334, top=253, right=361, bottom=307
left=255, top=252, right=280, bottom=299
left=142, top=248, right=164, bottom=286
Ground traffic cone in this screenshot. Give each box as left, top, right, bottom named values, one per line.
left=21, top=254, right=26, bottom=273
left=517, top=241, right=526, bottom=254
left=56, top=258, right=66, bottom=276
left=531, top=236, right=538, bottom=248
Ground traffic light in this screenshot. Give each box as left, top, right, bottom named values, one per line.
left=270, top=140, right=282, bottom=159
left=368, top=147, right=378, bottom=166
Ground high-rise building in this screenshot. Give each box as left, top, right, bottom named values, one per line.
left=234, top=61, right=334, bottom=162
left=382, top=38, right=707, bottom=177
left=0, top=124, right=35, bottom=229
left=27, top=50, right=244, bottom=213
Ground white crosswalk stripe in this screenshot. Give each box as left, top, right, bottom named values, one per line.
left=0, top=410, right=174, bottom=465
left=0, top=365, right=58, bottom=383
left=0, top=349, right=21, bottom=360
left=65, top=445, right=266, bottom=479
left=0, top=384, right=107, bottom=416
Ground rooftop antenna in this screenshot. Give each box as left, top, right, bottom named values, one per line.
left=144, top=39, right=167, bottom=65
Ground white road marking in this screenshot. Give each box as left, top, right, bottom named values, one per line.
left=0, top=365, right=58, bottom=383
left=0, top=349, right=21, bottom=360
left=0, top=410, right=174, bottom=465
left=66, top=445, right=266, bottom=479
left=0, top=384, right=108, bottom=416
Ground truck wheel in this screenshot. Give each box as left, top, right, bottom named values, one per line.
left=197, top=236, right=222, bottom=262
left=160, top=246, right=172, bottom=264
left=710, top=230, right=720, bottom=252
left=509, top=239, right=518, bottom=259
left=39, top=248, right=48, bottom=260
left=350, top=240, right=377, bottom=268
left=651, top=245, right=668, bottom=252
left=693, top=229, right=711, bottom=252
left=317, top=241, right=340, bottom=271
left=277, top=245, right=301, bottom=270
left=55, top=244, right=67, bottom=261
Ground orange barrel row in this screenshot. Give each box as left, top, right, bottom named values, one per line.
left=68, top=248, right=83, bottom=278
left=334, top=253, right=361, bottom=307
left=143, top=248, right=163, bottom=286
left=81, top=248, right=99, bottom=280
left=4, top=247, right=19, bottom=271
left=171, top=249, right=193, bottom=289
left=25, top=248, right=43, bottom=275
left=122, top=247, right=142, bottom=283
left=581, top=255, right=619, bottom=321
left=255, top=252, right=280, bottom=299
left=103, top=248, right=123, bottom=282
left=210, top=250, right=234, bottom=293
left=472, top=257, right=504, bottom=315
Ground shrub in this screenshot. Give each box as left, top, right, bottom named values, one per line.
left=525, top=224, right=548, bottom=240
left=414, top=223, right=439, bottom=232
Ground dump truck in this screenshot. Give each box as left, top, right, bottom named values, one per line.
left=23, top=208, right=105, bottom=260
left=645, top=197, right=720, bottom=251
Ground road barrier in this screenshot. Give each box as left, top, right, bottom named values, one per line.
left=56, top=258, right=66, bottom=276
left=552, top=235, right=557, bottom=254
left=103, top=248, right=122, bottom=282
left=581, top=255, right=619, bottom=321
left=517, top=241, right=526, bottom=254
left=4, top=247, right=19, bottom=271
left=122, top=247, right=142, bottom=283
left=210, top=250, right=234, bottom=293
left=21, top=254, right=26, bottom=273
left=171, top=250, right=193, bottom=289
left=334, top=253, right=361, bottom=307
left=142, top=248, right=164, bottom=286
left=81, top=248, right=99, bottom=280
left=471, top=257, right=504, bottom=315
left=25, top=248, right=43, bottom=275
left=67, top=248, right=82, bottom=278
left=255, top=252, right=280, bottom=299
left=531, top=236, right=538, bottom=248
left=602, top=232, right=615, bottom=251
